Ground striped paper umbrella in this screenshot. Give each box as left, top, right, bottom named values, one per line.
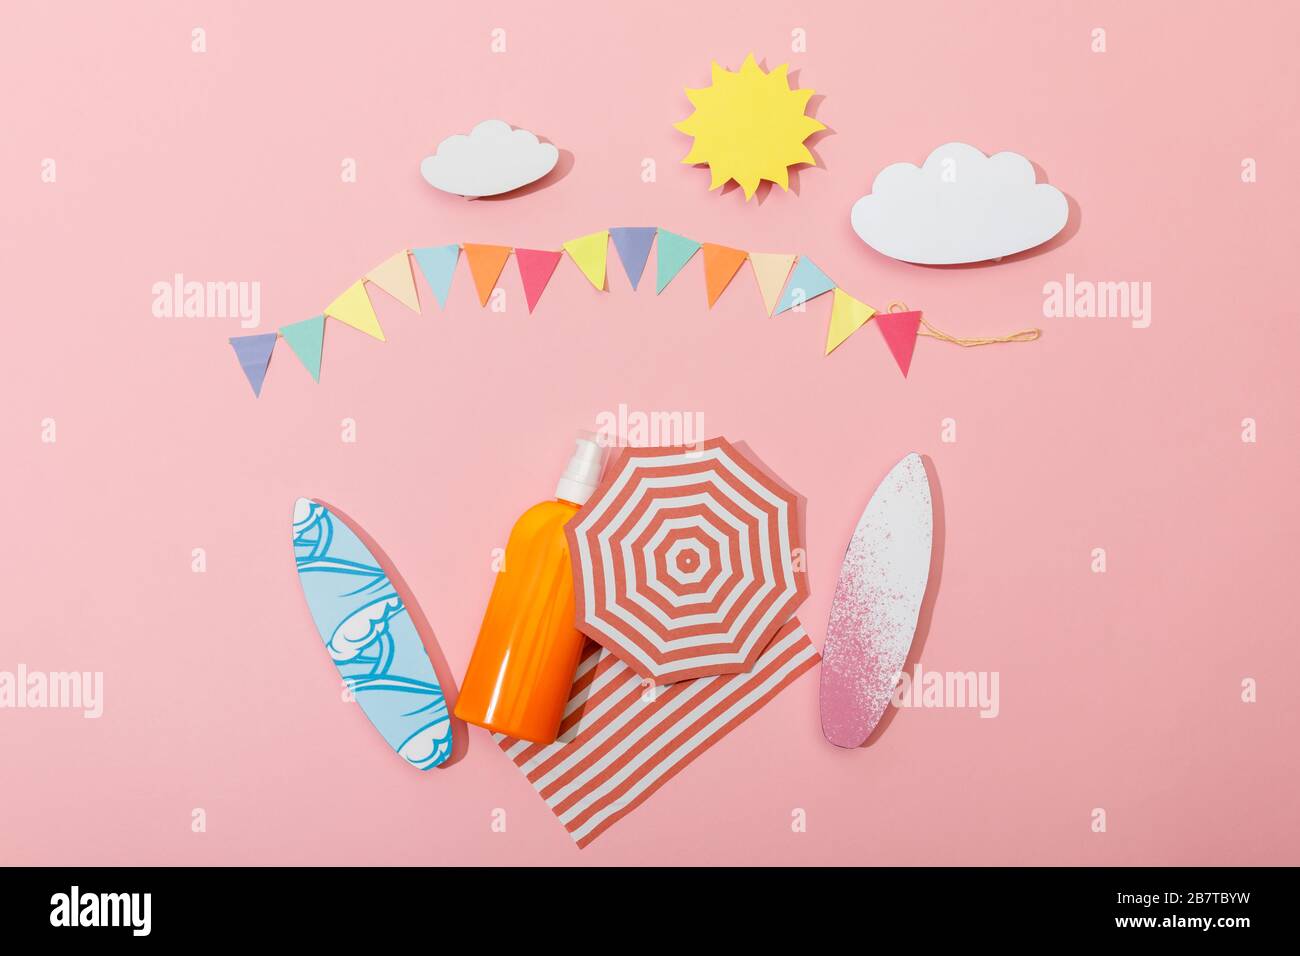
left=567, top=438, right=808, bottom=684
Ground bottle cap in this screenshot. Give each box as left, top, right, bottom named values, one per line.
left=555, top=431, right=603, bottom=505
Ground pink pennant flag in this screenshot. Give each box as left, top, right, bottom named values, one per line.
left=515, top=249, right=563, bottom=313
left=876, top=309, right=923, bottom=377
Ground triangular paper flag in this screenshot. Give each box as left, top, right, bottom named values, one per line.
left=609, top=227, right=657, bottom=290
left=775, top=258, right=836, bottom=315
left=515, top=249, right=563, bottom=313
left=876, top=309, right=923, bottom=376
left=563, top=230, right=609, bottom=291
left=701, top=243, right=748, bottom=307
left=325, top=280, right=385, bottom=341
left=229, top=332, right=278, bottom=397
left=749, top=252, right=796, bottom=316
left=365, top=250, right=420, bottom=313
left=825, top=289, right=877, bottom=355
left=280, top=315, right=325, bottom=382
left=655, top=229, right=701, bottom=294
left=463, top=243, right=512, bottom=307
left=411, top=245, right=459, bottom=309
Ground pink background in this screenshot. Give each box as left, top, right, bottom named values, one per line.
left=3, top=0, right=1297, bottom=865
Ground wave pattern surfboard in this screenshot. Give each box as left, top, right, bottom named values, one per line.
left=292, top=498, right=453, bottom=770
left=820, top=454, right=933, bottom=748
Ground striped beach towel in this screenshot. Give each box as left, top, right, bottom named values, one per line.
left=495, top=618, right=819, bottom=848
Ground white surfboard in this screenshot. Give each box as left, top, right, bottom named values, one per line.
left=820, top=453, right=933, bottom=748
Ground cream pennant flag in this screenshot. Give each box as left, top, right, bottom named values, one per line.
left=749, top=252, right=796, bottom=316
left=325, top=280, right=385, bottom=341
left=365, top=250, right=421, bottom=313
left=826, top=288, right=876, bottom=355
left=563, top=230, right=609, bottom=290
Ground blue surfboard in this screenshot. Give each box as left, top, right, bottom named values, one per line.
left=292, top=498, right=453, bottom=770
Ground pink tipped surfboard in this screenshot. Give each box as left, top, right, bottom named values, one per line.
left=820, top=453, right=933, bottom=748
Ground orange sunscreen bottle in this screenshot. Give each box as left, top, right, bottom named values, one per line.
left=454, top=435, right=603, bottom=743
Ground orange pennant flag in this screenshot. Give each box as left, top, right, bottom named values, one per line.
left=462, top=244, right=512, bottom=307
left=701, top=243, right=748, bottom=308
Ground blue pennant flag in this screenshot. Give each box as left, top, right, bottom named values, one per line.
left=411, top=244, right=460, bottom=309
left=229, top=332, right=278, bottom=397
left=610, top=227, right=657, bottom=290
left=774, top=257, right=835, bottom=315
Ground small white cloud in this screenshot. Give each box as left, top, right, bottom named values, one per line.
left=850, top=142, right=1068, bottom=264
left=420, top=119, right=559, bottom=198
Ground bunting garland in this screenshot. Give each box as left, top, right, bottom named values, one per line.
left=463, top=243, right=512, bottom=306
left=515, top=249, right=563, bottom=313
left=229, top=332, right=278, bottom=396
left=749, top=252, right=796, bottom=316
left=227, top=230, right=1041, bottom=396
left=655, top=229, right=701, bottom=293
left=279, top=316, right=325, bottom=382
left=411, top=245, right=459, bottom=309
left=324, top=280, right=384, bottom=341
left=365, top=251, right=421, bottom=313
left=609, top=227, right=656, bottom=290
left=826, top=289, right=876, bottom=355
left=701, top=243, right=748, bottom=307
left=563, top=230, right=610, bottom=290
left=876, top=306, right=923, bottom=376
left=774, top=257, right=835, bottom=315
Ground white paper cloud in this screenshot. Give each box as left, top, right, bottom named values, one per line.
left=850, top=142, right=1068, bottom=264
left=420, top=119, right=559, bottom=198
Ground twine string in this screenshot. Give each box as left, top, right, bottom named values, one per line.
left=885, top=301, right=1041, bottom=347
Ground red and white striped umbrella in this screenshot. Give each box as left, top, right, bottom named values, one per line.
left=566, top=437, right=808, bottom=684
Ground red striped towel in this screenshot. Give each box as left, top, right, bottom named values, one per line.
left=495, top=618, right=819, bottom=847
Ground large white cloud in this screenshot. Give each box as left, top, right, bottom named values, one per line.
left=850, top=142, right=1068, bottom=264
left=420, top=119, right=559, bottom=198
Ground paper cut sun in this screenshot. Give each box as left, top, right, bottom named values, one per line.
left=675, top=54, right=824, bottom=200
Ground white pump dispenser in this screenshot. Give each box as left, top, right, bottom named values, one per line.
left=555, top=433, right=603, bottom=506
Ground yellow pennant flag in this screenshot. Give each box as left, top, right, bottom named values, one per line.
left=325, top=280, right=385, bottom=341
left=365, top=250, right=421, bottom=313
left=826, top=288, right=876, bottom=355
left=563, top=230, right=609, bottom=290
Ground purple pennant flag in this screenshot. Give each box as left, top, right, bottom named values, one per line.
left=609, top=227, right=657, bottom=290
left=229, top=332, right=278, bottom=397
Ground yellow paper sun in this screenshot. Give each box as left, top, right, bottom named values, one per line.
left=675, top=53, right=824, bottom=200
